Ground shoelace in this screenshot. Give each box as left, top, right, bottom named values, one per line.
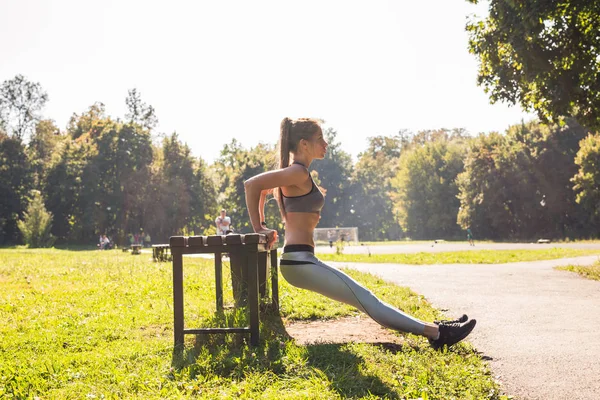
left=434, top=314, right=468, bottom=326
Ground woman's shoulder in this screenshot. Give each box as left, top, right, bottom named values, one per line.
left=285, top=164, right=310, bottom=181
left=245, top=163, right=308, bottom=189
left=286, top=163, right=309, bottom=173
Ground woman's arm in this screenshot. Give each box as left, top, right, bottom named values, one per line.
left=258, top=189, right=268, bottom=226
left=258, top=188, right=276, bottom=227
left=244, top=165, right=306, bottom=233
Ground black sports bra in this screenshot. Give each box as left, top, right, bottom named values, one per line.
left=282, top=162, right=325, bottom=214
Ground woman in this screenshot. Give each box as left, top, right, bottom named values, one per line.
left=244, top=117, right=476, bottom=348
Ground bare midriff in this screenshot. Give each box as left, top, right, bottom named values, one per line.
left=283, top=211, right=320, bottom=247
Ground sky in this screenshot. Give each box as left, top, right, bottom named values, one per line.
left=0, top=0, right=536, bottom=164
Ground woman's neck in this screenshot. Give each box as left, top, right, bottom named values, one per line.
left=291, top=156, right=312, bottom=167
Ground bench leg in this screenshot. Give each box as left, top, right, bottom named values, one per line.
left=215, top=252, right=223, bottom=311
left=247, top=250, right=260, bottom=346
left=229, top=251, right=248, bottom=307
left=270, top=249, right=279, bottom=311
left=258, top=251, right=268, bottom=298
left=172, top=249, right=184, bottom=348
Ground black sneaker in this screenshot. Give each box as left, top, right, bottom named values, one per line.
left=429, top=319, right=477, bottom=349
left=434, top=314, right=468, bottom=325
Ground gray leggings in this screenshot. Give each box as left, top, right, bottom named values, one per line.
left=280, top=250, right=426, bottom=335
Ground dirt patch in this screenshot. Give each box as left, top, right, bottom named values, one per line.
left=139, top=324, right=169, bottom=339
left=285, top=315, right=404, bottom=346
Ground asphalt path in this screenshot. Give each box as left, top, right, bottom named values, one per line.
left=326, top=248, right=600, bottom=400
left=315, top=241, right=600, bottom=254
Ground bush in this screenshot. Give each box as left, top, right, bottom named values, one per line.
left=17, top=190, right=55, bottom=248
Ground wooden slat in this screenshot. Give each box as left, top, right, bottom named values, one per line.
left=206, top=235, right=224, bottom=246
left=188, top=236, right=204, bottom=247
left=225, top=234, right=243, bottom=245
left=170, top=236, right=186, bottom=247
left=184, top=327, right=250, bottom=334
left=244, top=233, right=267, bottom=244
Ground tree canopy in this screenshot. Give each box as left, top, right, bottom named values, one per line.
left=2, top=71, right=600, bottom=246
left=0, top=75, right=48, bottom=141
left=467, top=0, right=600, bottom=130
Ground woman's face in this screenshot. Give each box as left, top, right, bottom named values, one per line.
left=307, top=128, right=328, bottom=159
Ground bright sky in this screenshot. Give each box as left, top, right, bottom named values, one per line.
left=1, top=0, right=535, bottom=164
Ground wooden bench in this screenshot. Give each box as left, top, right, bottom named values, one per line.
left=170, top=233, right=278, bottom=347
left=131, top=244, right=142, bottom=255
left=152, top=244, right=172, bottom=262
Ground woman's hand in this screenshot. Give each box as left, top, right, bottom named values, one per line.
left=257, top=228, right=278, bottom=250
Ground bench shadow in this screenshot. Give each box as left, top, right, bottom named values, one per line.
left=303, top=341, right=403, bottom=399
left=170, top=312, right=409, bottom=399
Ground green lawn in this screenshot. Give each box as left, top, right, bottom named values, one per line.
left=556, top=262, right=600, bottom=281
left=0, top=249, right=508, bottom=399
left=317, top=248, right=600, bottom=264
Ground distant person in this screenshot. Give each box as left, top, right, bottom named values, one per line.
left=467, top=228, right=475, bottom=246
left=101, top=234, right=111, bottom=250
left=244, top=117, right=476, bottom=349
left=144, top=233, right=151, bottom=248
left=340, top=232, right=347, bottom=243
left=215, top=209, right=232, bottom=235
left=327, top=230, right=335, bottom=248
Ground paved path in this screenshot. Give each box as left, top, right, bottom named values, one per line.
left=329, top=255, right=600, bottom=400
left=316, top=241, right=600, bottom=254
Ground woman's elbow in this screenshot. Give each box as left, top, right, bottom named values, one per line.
left=243, top=178, right=255, bottom=192
left=244, top=178, right=271, bottom=194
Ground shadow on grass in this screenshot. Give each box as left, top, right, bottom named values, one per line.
left=170, top=309, right=410, bottom=399
left=0, top=244, right=100, bottom=251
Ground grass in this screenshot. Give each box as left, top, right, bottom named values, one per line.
left=0, top=248, right=508, bottom=399
left=556, top=262, right=600, bottom=281
left=316, top=248, right=600, bottom=265
left=318, top=238, right=600, bottom=247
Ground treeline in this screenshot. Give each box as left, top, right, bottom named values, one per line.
left=1, top=75, right=600, bottom=246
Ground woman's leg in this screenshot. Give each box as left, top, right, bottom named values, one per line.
left=281, top=251, right=435, bottom=337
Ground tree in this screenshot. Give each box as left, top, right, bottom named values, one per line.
left=67, top=102, right=109, bottom=140
left=457, top=132, right=520, bottom=239
left=393, top=137, right=467, bottom=239
left=44, top=140, right=86, bottom=243
left=0, top=75, right=49, bottom=141
left=572, top=133, right=600, bottom=229
left=214, top=141, right=278, bottom=234
left=520, top=118, right=592, bottom=237
left=17, top=190, right=55, bottom=248
left=91, top=122, right=154, bottom=242
left=457, top=119, right=591, bottom=240
left=152, top=133, right=217, bottom=240
left=28, top=119, right=65, bottom=189
left=309, top=128, right=354, bottom=230
left=466, top=0, right=600, bottom=130
left=0, top=130, right=32, bottom=244
left=346, top=134, right=403, bottom=241
left=125, top=88, right=158, bottom=131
